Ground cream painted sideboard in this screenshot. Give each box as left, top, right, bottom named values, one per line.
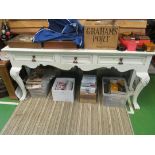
left=2, top=46, right=155, bottom=110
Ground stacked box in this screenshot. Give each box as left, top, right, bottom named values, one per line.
left=102, top=77, right=128, bottom=107
left=115, top=20, right=147, bottom=35
left=52, top=78, right=75, bottom=103
left=7, top=34, right=77, bottom=49
left=26, top=69, right=55, bottom=97
left=80, top=75, right=97, bottom=104
left=0, top=78, right=8, bottom=98
left=84, top=20, right=119, bottom=49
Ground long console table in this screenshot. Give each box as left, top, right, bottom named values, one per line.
left=2, top=46, right=155, bottom=110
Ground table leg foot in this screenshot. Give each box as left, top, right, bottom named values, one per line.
left=133, top=102, right=140, bottom=110
left=127, top=97, right=135, bottom=114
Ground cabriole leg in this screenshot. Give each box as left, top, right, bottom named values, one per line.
left=133, top=72, right=150, bottom=109
left=10, top=67, right=27, bottom=101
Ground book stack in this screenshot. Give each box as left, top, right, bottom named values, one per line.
left=26, top=68, right=56, bottom=97
left=80, top=75, right=97, bottom=104
left=0, top=78, right=8, bottom=98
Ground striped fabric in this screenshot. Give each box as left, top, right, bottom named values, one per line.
left=1, top=93, right=133, bottom=135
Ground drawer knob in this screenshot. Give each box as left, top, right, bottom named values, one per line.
left=118, top=57, right=123, bottom=65
left=73, top=57, right=78, bottom=64
left=32, top=55, right=36, bottom=62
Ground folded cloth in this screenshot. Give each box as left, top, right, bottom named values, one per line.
left=33, top=19, right=84, bottom=48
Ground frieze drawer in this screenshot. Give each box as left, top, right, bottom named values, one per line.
left=98, top=56, right=146, bottom=65
left=60, top=55, right=93, bottom=64
left=13, top=54, right=55, bottom=62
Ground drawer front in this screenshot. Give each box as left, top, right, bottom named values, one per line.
left=98, top=56, right=146, bottom=65
left=13, top=54, right=55, bottom=62
left=60, top=55, right=93, bottom=64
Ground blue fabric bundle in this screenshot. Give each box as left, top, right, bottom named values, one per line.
left=33, top=19, right=84, bottom=48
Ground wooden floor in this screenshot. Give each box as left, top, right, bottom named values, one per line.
left=1, top=93, right=133, bottom=135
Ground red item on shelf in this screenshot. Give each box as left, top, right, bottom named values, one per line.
left=138, top=36, right=150, bottom=46
left=119, top=35, right=150, bottom=51
left=120, top=38, right=136, bottom=51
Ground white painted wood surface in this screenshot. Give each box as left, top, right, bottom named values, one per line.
left=2, top=46, right=155, bottom=109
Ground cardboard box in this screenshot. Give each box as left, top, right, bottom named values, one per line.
left=80, top=93, right=97, bottom=104
left=80, top=75, right=97, bottom=104
left=84, top=20, right=119, bottom=49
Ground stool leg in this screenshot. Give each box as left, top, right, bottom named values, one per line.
left=10, top=67, right=27, bottom=101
